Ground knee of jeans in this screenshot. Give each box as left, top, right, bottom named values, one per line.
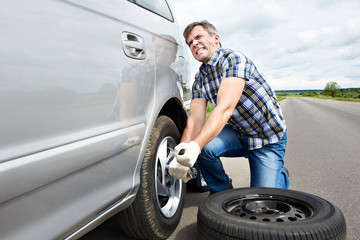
left=197, top=147, right=222, bottom=170
left=200, top=143, right=217, bottom=159
left=198, top=150, right=214, bottom=166
left=203, top=136, right=226, bottom=154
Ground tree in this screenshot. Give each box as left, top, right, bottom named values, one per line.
left=323, top=82, right=341, bottom=98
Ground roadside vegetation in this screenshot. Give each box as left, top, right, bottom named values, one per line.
left=206, top=82, right=360, bottom=116
left=276, top=82, right=360, bottom=103
left=206, top=102, right=214, bottom=119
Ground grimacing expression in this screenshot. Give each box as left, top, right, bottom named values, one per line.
left=186, top=25, right=220, bottom=63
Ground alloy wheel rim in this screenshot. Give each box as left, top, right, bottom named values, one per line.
left=155, top=137, right=182, bottom=218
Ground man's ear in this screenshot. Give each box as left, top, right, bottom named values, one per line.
left=214, top=34, right=220, bottom=46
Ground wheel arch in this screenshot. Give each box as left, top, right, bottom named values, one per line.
left=158, top=97, right=188, bottom=136
left=121, top=97, right=188, bottom=203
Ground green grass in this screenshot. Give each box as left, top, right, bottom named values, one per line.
left=206, top=102, right=214, bottom=119
left=276, top=88, right=360, bottom=103
left=278, top=94, right=360, bottom=103
left=277, top=96, right=285, bottom=101
left=310, top=95, right=360, bottom=102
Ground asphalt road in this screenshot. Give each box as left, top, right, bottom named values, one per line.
left=81, top=97, right=360, bottom=240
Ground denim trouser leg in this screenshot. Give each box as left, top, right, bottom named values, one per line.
left=196, top=125, right=289, bottom=194
left=197, top=125, right=246, bottom=194
left=247, top=133, right=289, bottom=189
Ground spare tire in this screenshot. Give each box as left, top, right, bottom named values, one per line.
left=198, top=188, right=346, bottom=240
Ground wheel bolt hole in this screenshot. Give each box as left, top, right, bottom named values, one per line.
left=262, top=218, right=270, bottom=222
left=276, top=218, right=284, bottom=222
left=249, top=216, right=257, bottom=220
left=288, top=217, right=297, bottom=221
left=240, top=213, right=246, bottom=217
left=295, top=214, right=303, bottom=218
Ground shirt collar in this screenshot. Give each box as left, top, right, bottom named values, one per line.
left=200, top=48, right=222, bottom=71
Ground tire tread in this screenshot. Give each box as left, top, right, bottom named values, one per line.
left=115, top=116, right=184, bottom=240
left=197, top=188, right=346, bottom=240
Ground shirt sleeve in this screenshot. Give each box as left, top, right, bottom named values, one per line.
left=191, top=72, right=206, bottom=100
left=222, top=51, right=253, bottom=80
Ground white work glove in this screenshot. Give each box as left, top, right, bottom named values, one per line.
left=169, top=158, right=192, bottom=183
left=173, top=141, right=201, bottom=168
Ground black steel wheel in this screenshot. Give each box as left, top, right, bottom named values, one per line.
left=198, top=188, right=346, bottom=240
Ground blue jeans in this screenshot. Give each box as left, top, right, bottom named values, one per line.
left=197, top=125, right=289, bottom=194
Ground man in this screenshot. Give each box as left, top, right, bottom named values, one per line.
left=169, top=21, right=289, bottom=194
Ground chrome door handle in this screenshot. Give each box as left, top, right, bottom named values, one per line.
left=122, top=32, right=146, bottom=60
left=123, top=40, right=144, bottom=51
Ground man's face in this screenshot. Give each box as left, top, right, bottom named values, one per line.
left=186, top=25, right=220, bottom=64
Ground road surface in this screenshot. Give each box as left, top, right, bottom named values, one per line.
left=81, top=97, right=360, bottom=239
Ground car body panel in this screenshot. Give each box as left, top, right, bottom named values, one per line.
left=0, top=0, right=190, bottom=239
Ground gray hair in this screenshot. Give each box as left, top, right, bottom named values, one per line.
left=183, top=20, right=221, bottom=46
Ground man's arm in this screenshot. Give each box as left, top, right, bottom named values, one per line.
left=193, top=77, right=246, bottom=149
left=173, top=77, right=245, bottom=168
left=180, top=98, right=207, bottom=143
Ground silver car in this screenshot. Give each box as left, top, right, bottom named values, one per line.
left=0, top=0, right=190, bottom=239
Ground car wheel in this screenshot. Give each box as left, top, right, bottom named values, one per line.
left=117, top=116, right=185, bottom=240
left=198, top=188, right=346, bottom=240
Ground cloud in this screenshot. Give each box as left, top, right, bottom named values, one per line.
left=336, top=46, right=360, bottom=61
left=168, top=0, right=360, bottom=89
left=294, top=18, right=360, bottom=50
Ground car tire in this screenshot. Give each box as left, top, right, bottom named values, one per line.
left=117, top=115, right=185, bottom=240
left=198, top=188, right=346, bottom=240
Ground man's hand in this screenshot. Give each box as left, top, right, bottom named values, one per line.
left=173, top=141, right=201, bottom=167
left=168, top=158, right=192, bottom=183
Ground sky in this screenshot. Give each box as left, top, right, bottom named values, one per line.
left=168, top=0, right=360, bottom=90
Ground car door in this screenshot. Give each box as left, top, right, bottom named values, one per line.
left=0, top=0, right=158, bottom=239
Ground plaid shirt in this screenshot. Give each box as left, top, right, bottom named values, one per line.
left=192, top=48, right=286, bottom=150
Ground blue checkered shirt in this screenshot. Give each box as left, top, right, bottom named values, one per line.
left=192, top=48, right=286, bottom=150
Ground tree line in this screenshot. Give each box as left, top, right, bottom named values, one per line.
left=276, top=82, right=360, bottom=100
